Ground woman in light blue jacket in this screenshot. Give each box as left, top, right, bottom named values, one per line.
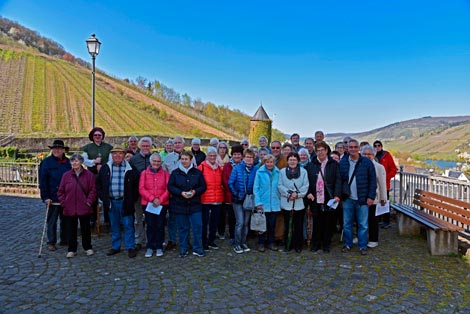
left=254, top=154, right=281, bottom=252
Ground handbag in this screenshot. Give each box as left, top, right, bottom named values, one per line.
left=243, top=194, right=255, bottom=210
left=250, top=209, right=267, bottom=233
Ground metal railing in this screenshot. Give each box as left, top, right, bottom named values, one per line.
left=0, top=162, right=40, bottom=187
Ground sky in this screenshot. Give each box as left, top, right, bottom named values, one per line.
left=1, top=0, right=470, bottom=136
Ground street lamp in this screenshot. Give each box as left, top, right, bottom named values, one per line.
left=86, top=34, right=101, bottom=128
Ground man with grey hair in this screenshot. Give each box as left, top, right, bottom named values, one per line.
left=127, top=136, right=139, bottom=154
left=339, top=139, right=377, bottom=255
left=129, top=136, right=153, bottom=250
left=209, top=137, right=219, bottom=148
left=191, top=138, right=206, bottom=166
left=163, top=136, right=197, bottom=251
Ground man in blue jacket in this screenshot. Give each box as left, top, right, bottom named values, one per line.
left=339, top=139, right=376, bottom=255
left=39, top=140, right=71, bottom=251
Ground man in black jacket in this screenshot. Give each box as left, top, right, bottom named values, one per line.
left=97, top=147, right=140, bottom=258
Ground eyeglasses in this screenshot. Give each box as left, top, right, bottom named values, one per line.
left=271, top=147, right=281, bottom=150
left=348, top=145, right=359, bottom=149
left=374, top=144, right=382, bottom=147
left=241, top=143, right=249, bottom=146
left=93, top=134, right=102, bottom=137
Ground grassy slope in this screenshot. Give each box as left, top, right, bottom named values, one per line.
left=0, top=46, right=240, bottom=139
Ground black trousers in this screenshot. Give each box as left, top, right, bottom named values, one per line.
left=311, top=204, right=335, bottom=250
left=65, top=214, right=92, bottom=253
left=283, top=209, right=305, bottom=251
left=218, top=203, right=236, bottom=239
left=368, top=205, right=379, bottom=242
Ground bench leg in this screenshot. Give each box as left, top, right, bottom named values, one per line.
left=396, top=212, right=421, bottom=236
left=426, top=230, right=458, bottom=256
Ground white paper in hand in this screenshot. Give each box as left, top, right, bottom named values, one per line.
left=327, top=199, right=339, bottom=209
left=146, top=203, right=163, bottom=215
left=375, top=201, right=390, bottom=216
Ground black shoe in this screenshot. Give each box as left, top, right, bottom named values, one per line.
left=128, top=249, right=137, bottom=258
left=58, top=242, right=68, bottom=247
left=106, top=249, right=121, bottom=256
left=310, top=246, right=320, bottom=253
left=341, top=246, right=351, bottom=253
left=165, top=241, right=176, bottom=251
left=323, top=248, right=330, bottom=253
left=135, top=244, right=142, bottom=251
left=295, top=248, right=302, bottom=253
left=360, top=249, right=367, bottom=256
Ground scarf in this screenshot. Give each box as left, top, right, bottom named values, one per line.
left=205, top=160, right=220, bottom=170
left=286, top=165, right=301, bottom=180
left=217, top=154, right=230, bottom=167
left=316, top=158, right=328, bottom=204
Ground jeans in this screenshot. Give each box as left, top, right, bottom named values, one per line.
left=258, top=212, right=277, bottom=245
left=202, top=204, right=221, bottom=247
left=343, top=198, right=369, bottom=250
left=233, top=203, right=251, bottom=246
left=46, top=204, right=67, bottom=245
left=145, top=206, right=167, bottom=250
left=109, top=199, right=135, bottom=250
left=134, top=197, right=146, bottom=245
left=167, top=210, right=177, bottom=243
left=368, top=205, right=379, bottom=242
left=175, top=211, right=203, bottom=255
left=65, top=214, right=92, bottom=253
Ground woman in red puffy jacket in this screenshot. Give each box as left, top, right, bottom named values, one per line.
left=198, top=147, right=224, bottom=251
left=139, top=153, right=170, bottom=258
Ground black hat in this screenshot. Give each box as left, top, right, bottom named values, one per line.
left=48, top=140, right=69, bottom=150
left=231, top=144, right=244, bottom=155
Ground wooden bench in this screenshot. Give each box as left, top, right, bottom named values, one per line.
left=391, top=189, right=470, bottom=255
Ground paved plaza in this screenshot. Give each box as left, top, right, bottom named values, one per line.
left=0, top=194, right=469, bottom=313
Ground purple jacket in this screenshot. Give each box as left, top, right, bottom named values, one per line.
left=58, top=168, right=97, bottom=216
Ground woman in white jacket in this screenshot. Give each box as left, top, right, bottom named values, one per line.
left=278, top=152, right=309, bottom=253
left=361, top=145, right=387, bottom=248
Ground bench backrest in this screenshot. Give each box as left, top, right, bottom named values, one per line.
left=413, top=189, right=470, bottom=231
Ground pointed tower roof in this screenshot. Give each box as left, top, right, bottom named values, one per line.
left=251, top=105, right=271, bottom=121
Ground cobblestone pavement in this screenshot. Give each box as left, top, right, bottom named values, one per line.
left=1, top=195, right=469, bottom=314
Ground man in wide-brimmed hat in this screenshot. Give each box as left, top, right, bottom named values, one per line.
left=39, top=140, right=71, bottom=251
left=97, top=146, right=140, bottom=258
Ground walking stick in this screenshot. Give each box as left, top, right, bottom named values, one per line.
left=286, top=199, right=295, bottom=251
left=306, top=203, right=312, bottom=248
left=38, top=203, right=50, bottom=258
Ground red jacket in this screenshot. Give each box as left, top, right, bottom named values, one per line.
left=198, top=161, right=224, bottom=204
left=378, top=151, right=397, bottom=191
left=222, top=162, right=236, bottom=204
left=58, top=168, right=97, bottom=217
left=139, top=166, right=170, bottom=206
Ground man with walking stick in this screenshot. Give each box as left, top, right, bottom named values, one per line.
left=39, top=140, right=71, bottom=251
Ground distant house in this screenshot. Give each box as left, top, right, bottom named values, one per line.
left=442, top=170, right=470, bottom=182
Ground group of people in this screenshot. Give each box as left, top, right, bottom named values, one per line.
left=39, top=128, right=397, bottom=259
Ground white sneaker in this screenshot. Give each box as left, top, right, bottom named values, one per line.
left=367, top=242, right=379, bottom=248
left=156, top=249, right=164, bottom=257
left=145, top=249, right=153, bottom=258
left=85, top=249, right=94, bottom=256
left=66, top=252, right=77, bottom=258
left=352, top=237, right=358, bottom=244
left=241, top=244, right=251, bottom=252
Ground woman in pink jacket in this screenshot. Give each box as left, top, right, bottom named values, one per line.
left=58, top=153, right=97, bottom=258
left=139, top=153, right=170, bottom=258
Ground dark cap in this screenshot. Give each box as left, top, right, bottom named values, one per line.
left=48, top=140, right=69, bottom=150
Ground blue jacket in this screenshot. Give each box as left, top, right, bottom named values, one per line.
left=339, top=155, right=377, bottom=205
left=228, top=161, right=258, bottom=204
left=253, top=165, right=280, bottom=212
left=39, top=154, right=71, bottom=202
left=168, top=166, right=207, bottom=215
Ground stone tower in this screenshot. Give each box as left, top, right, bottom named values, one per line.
left=249, top=105, right=272, bottom=145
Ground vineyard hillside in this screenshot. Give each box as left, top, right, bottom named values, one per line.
left=0, top=46, right=244, bottom=139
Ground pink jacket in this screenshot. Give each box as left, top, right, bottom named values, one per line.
left=58, top=168, right=97, bottom=216
left=139, top=166, right=170, bottom=206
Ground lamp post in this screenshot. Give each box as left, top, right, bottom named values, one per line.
left=86, top=34, right=101, bottom=128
